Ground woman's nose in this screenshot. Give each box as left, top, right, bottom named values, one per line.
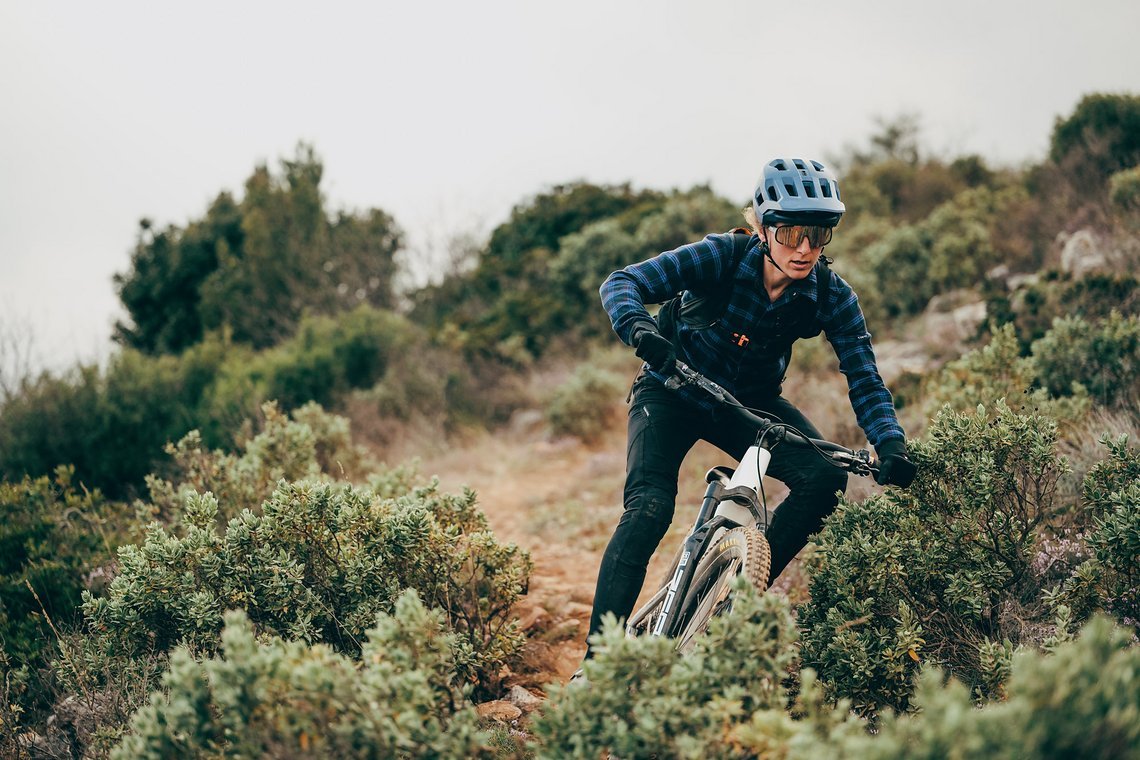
left=797, top=235, right=815, bottom=253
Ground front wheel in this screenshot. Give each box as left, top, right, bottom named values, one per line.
left=672, top=526, right=770, bottom=652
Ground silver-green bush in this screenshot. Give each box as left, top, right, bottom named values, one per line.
left=1032, top=311, right=1140, bottom=408
left=544, top=365, right=624, bottom=444
left=83, top=479, right=530, bottom=692
left=140, top=401, right=371, bottom=524
left=798, top=401, right=1068, bottom=715
left=925, top=322, right=1089, bottom=425
left=532, top=581, right=798, bottom=759
left=1051, top=435, right=1140, bottom=629
left=785, top=616, right=1140, bottom=759
left=112, top=592, right=493, bottom=759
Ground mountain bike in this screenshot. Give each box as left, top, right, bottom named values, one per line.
left=624, top=361, right=879, bottom=652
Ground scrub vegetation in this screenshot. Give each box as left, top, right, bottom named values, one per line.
left=2, top=92, right=1140, bottom=757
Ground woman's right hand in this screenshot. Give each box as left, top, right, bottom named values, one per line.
left=632, top=327, right=677, bottom=373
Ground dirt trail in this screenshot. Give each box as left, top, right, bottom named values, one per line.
left=413, top=416, right=792, bottom=691
left=418, top=425, right=628, bottom=686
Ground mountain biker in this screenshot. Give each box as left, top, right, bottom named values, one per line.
left=581, top=157, right=916, bottom=662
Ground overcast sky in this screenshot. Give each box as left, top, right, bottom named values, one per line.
left=2, top=0, right=1139, bottom=372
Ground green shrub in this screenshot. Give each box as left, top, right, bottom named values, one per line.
left=0, top=468, right=130, bottom=719
left=925, top=322, right=1089, bottom=425
left=798, top=401, right=1068, bottom=715
left=1081, top=480, right=1140, bottom=627
left=80, top=478, right=531, bottom=697
left=537, top=593, right=1140, bottom=759
left=0, top=306, right=443, bottom=498
left=862, top=225, right=931, bottom=317
left=1, top=470, right=103, bottom=661
left=254, top=306, right=419, bottom=409
left=861, top=186, right=1029, bottom=318
left=784, top=616, right=1140, bottom=759
left=532, top=581, right=798, bottom=759
left=140, top=401, right=371, bottom=524
left=545, top=366, right=624, bottom=444
left=112, top=593, right=492, bottom=759
left=1032, top=311, right=1140, bottom=407
left=0, top=342, right=226, bottom=499
left=1110, top=165, right=1140, bottom=219
left=987, top=271, right=1140, bottom=351
left=1051, top=435, right=1140, bottom=628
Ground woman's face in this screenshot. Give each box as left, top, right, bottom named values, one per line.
left=763, top=225, right=826, bottom=280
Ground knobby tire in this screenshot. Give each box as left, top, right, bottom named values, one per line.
left=673, top=526, right=770, bottom=652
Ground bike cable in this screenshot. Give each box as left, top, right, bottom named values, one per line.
left=737, top=406, right=860, bottom=473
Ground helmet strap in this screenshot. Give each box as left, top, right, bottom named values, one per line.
left=759, top=236, right=789, bottom=277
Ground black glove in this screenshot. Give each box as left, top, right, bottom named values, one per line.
left=875, top=439, right=916, bottom=488
left=631, top=324, right=677, bottom=374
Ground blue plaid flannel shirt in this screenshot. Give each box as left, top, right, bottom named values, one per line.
left=600, top=232, right=905, bottom=450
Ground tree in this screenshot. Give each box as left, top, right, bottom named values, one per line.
left=114, top=194, right=244, bottom=354
left=1036, top=93, right=1140, bottom=231
left=1050, top=93, right=1140, bottom=176
left=0, top=307, right=39, bottom=400
left=114, top=144, right=403, bottom=353
left=411, top=182, right=663, bottom=360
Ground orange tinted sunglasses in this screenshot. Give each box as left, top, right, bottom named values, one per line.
left=771, top=225, right=833, bottom=248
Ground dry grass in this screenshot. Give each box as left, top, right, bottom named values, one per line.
left=1056, top=406, right=1140, bottom=510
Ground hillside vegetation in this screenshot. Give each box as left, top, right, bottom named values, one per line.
left=1, top=93, right=1140, bottom=757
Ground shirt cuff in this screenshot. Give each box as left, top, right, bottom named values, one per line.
left=627, top=319, right=658, bottom=346
left=875, top=438, right=907, bottom=460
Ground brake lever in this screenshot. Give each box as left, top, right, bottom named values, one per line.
left=830, top=449, right=877, bottom=476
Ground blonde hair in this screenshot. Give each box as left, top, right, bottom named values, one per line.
left=742, top=206, right=763, bottom=237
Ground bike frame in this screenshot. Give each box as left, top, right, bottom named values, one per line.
left=627, top=361, right=877, bottom=641
left=647, top=472, right=767, bottom=637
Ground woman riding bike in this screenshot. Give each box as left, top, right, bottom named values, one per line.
left=580, top=157, right=917, bottom=665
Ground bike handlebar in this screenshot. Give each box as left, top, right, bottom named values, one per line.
left=663, top=361, right=879, bottom=477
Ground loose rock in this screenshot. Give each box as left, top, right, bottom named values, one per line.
left=476, top=700, right=523, bottom=722
left=506, top=685, right=545, bottom=712
left=517, top=606, right=551, bottom=632
left=562, top=601, right=594, bottom=620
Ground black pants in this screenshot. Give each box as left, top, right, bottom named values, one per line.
left=586, top=375, right=848, bottom=645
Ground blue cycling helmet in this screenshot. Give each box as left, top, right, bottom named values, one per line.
left=753, top=157, right=845, bottom=227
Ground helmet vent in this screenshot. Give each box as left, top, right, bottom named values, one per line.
left=802, top=181, right=817, bottom=198
left=784, top=182, right=799, bottom=197
left=767, top=186, right=779, bottom=202
left=819, top=180, right=832, bottom=198
left=773, top=160, right=787, bottom=170
left=811, top=160, right=825, bottom=171
left=793, top=159, right=806, bottom=170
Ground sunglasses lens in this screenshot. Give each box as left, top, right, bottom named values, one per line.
left=809, top=226, right=833, bottom=246
left=774, top=225, right=832, bottom=247
left=774, top=226, right=803, bottom=247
